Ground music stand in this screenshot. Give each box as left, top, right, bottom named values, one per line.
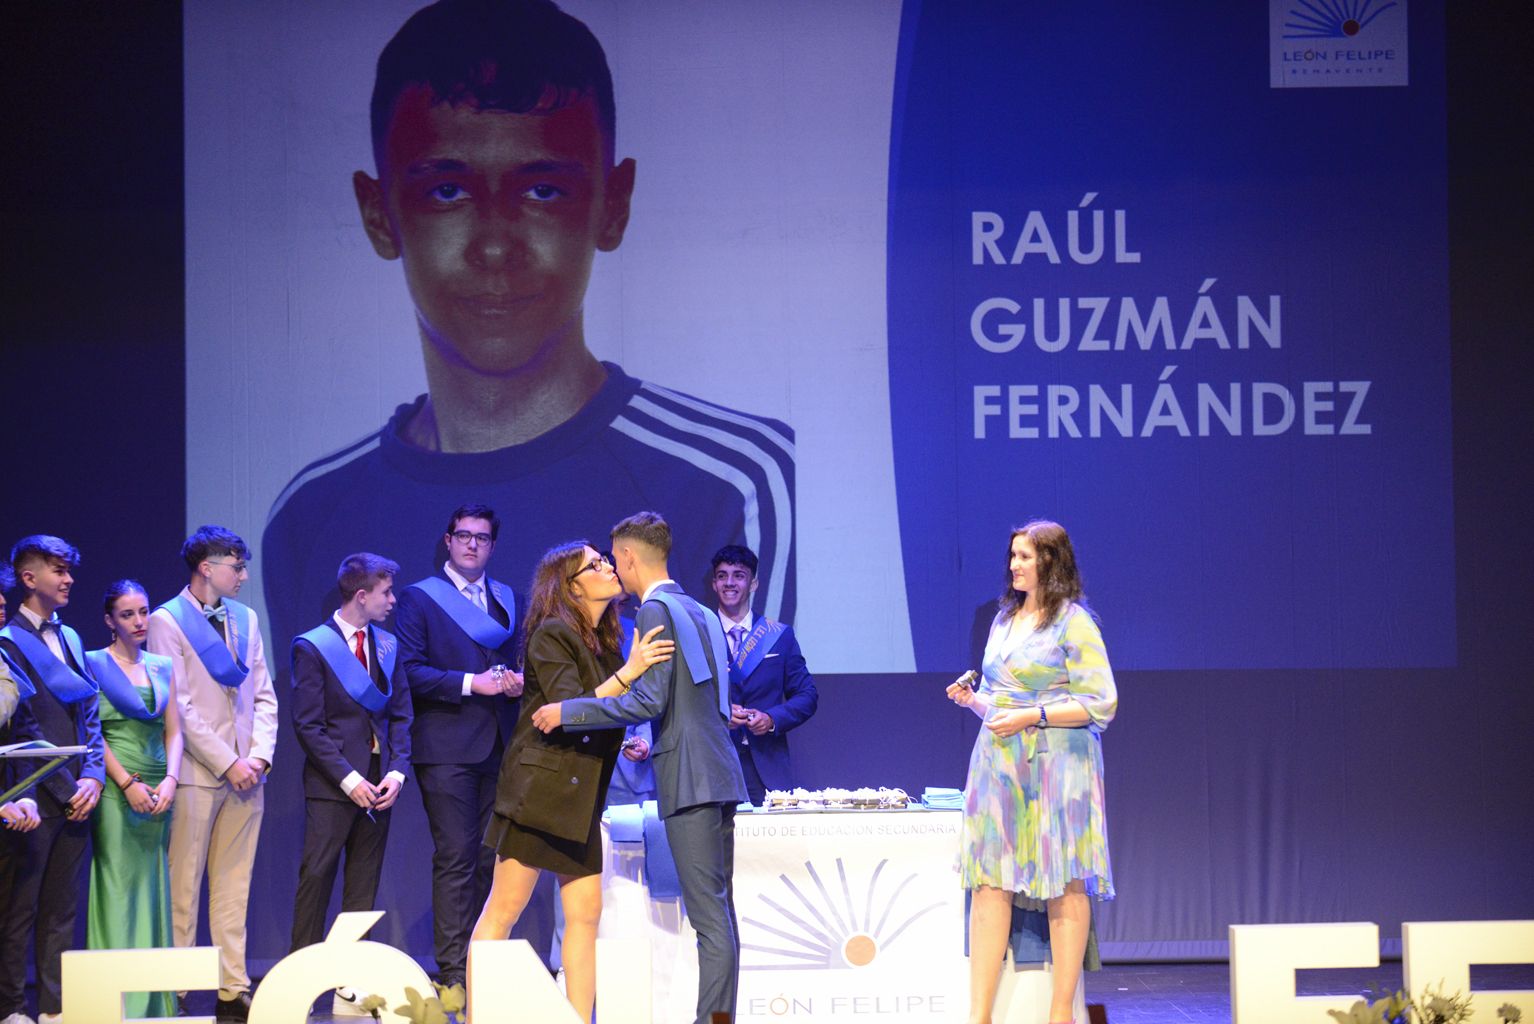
left=0, top=741, right=88, bottom=805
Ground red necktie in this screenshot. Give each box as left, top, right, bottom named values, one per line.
left=353, top=629, right=367, bottom=668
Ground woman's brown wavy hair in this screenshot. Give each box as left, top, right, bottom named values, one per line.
left=998, top=520, right=1087, bottom=631
left=525, top=540, right=622, bottom=656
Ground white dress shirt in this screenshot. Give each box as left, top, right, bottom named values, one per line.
left=19, top=604, right=67, bottom=663
left=332, top=611, right=406, bottom=798
left=444, top=562, right=491, bottom=697
left=641, top=579, right=678, bottom=602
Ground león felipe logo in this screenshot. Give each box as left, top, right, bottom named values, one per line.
left=1282, top=0, right=1397, bottom=39
left=741, top=857, right=943, bottom=971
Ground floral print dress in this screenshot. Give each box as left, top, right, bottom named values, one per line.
left=958, top=602, right=1118, bottom=906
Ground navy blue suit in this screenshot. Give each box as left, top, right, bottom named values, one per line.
left=288, top=620, right=413, bottom=950
left=726, top=622, right=818, bottom=803
left=0, top=615, right=105, bottom=1018
left=562, top=582, right=747, bottom=1024
left=393, top=575, right=543, bottom=981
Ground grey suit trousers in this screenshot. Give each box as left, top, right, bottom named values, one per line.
left=665, top=802, right=739, bottom=1024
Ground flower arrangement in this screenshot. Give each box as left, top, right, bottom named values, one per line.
left=362, top=982, right=467, bottom=1024
left=1325, top=985, right=1522, bottom=1024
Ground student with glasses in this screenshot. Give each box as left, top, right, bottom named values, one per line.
left=146, top=525, right=276, bottom=1021
left=471, top=541, right=671, bottom=1022
left=393, top=503, right=539, bottom=986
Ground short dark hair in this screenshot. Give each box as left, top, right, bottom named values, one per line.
left=0, top=563, right=13, bottom=591
left=610, top=511, right=671, bottom=558
left=11, top=535, right=81, bottom=574
left=710, top=545, right=758, bottom=576
left=371, top=0, right=617, bottom=170
left=446, top=503, right=501, bottom=541
left=338, top=552, right=401, bottom=602
left=103, top=579, right=149, bottom=615
left=181, top=525, right=251, bottom=572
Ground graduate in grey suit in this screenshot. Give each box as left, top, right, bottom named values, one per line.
left=534, top=512, right=747, bottom=1024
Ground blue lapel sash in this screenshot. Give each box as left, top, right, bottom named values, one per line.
left=0, top=623, right=98, bottom=704
left=728, top=618, right=787, bottom=687
left=1, top=646, right=36, bottom=700
left=84, top=650, right=169, bottom=720
left=298, top=623, right=395, bottom=714
left=163, top=594, right=251, bottom=687
left=411, top=576, right=515, bottom=651
left=648, top=590, right=731, bottom=719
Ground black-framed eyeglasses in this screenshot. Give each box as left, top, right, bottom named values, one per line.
left=450, top=530, right=493, bottom=547
left=568, top=555, right=612, bottom=581
left=207, top=559, right=250, bottom=574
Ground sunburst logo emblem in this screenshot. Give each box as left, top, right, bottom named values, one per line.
left=1283, top=0, right=1398, bottom=39
left=741, top=858, right=944, bottom=971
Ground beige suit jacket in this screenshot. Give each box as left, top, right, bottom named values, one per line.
left=147, top=586, right=278, bottom=788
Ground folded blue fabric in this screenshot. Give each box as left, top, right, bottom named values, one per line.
left=605, top=802, right=645, bottom=843
left=640, top=800, right=683, bottom=899
left=922, top=786, right=964, bottom=809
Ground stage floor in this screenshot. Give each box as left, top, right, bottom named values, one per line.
left=289, top=961, right=1381, bottom=1023
left=165, top=958, right=1526, bottom=1023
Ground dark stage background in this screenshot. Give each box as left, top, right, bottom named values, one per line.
left=2, top=2, right=1531, bottom=968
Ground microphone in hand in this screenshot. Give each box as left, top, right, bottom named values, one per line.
left=946, top=670, right=980, bottom=706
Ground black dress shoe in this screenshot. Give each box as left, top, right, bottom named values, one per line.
left=214, top=991, right=252, bottom=1022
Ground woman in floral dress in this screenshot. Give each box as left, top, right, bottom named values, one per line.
left=947, top=520, right=1118, bottom=1024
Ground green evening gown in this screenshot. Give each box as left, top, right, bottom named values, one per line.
left=86, top=657, right=175, bottom=1018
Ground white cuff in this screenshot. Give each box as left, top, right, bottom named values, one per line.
left=461, top=673, right=475, bottom=696
left=340, top=770, right=364, bottom=796
left=386, top=770, right=406, bottom=786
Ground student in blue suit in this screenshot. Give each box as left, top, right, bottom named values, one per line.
left=393, top=503, right=542, bottom=985
left=534, top=511, right=747, bottom=1024
left=288, top=553, right=413, bottom=961
left=710, top=545, right=819, bottom=806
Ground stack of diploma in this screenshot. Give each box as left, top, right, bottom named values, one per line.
left=759, top=786, right=912, bottom=811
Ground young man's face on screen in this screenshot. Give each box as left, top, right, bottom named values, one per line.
left=357, top=86, right=634, bottom=376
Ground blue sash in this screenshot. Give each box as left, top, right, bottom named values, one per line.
left=298, top=623, right=396, bottom=714
left=411, top=575, right=515, bottom=651
left=648, top=590, right=731, bottom=719
left=1, top=646, right=35, bottom=701
left=162, top=594, right=252, bottom=688
left=84, top=649, right=170, bottom=721
left=728, top=618, right=787, bottom=687
left=0, top=623, right=97, bottom=704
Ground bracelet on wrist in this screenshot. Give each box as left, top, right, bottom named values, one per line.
left=1036, top=705, right=1049, bottom=728
left=118, top=772, right=142, bottom=791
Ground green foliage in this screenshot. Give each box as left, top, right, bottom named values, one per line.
left=1324, top=984, right=1526, bottom=1024
left=366, top=981, right=469, bottom=1024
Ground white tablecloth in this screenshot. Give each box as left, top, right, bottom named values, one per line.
left=598, top=806, right=1084, bottom=1022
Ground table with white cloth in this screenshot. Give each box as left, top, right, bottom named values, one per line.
left=598, top=804, right=1084, bottom=1023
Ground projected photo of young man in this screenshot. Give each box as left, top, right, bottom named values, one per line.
left=263, top=0, right=795, bottom=681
